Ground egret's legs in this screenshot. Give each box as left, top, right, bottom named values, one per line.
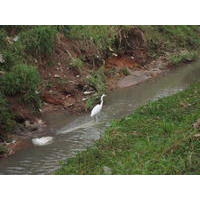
left=95, top=115, right=98, bottom=122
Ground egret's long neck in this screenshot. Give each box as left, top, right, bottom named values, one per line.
left=100, top=97, right=104, bottom=106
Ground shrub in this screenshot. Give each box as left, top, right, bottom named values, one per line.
left=20, top=26, right=58, bottom=57
left=0, top=41, right=25, bottom=71
left=0, top=64, right=40, bottom=95
left=0, top=64, right=41, bottom=110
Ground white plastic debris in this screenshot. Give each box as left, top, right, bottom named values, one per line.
left=32, top=136, right=53, bottom=146
left=13, top=35, right=19, bottom=42
left=83, top=91, right=94, bottom=95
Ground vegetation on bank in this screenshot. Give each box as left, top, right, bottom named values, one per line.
left=0, top=25, right=200, bottom=143
left=56, top=82, right=200, bottom=175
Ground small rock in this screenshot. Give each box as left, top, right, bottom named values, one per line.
left=193, top=133, right=200, bottom=138
left=76, top=75, right=80, bottom=78
left=0, top=71, right=5, bottom=75
left=11, top=140, right=16, bottom=144
left=24, top=120, right=31, bottom=128
left=103, top=166, right=112, bottom=175
left=29, top=123, right=39, bottom=131
left=36, top=119, right=45, bottom=126
left=149, top=69, right=162, bottom=77
left=82, top=98, right=88, bottom=101
left=58, top=62, right=61, bottom=66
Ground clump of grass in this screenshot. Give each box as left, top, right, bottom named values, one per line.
left=66, top=26, right=118, bottom=53
left=0, top=144, right=8, bottom=156
left=86, top=67, right=106, bottom=110
left=169, top=51, right=198, bottom=65
left=85, top=95, right=99, bottom=110
left=120, top=67, right=130, bottom=76
left=0, top=92, right=15, bottom=134
left=0, top=29, right=8, bottom=50
left=0, top=48, right=24, bottom=71
left=0, top=64, right=41, bottom=110
left=20, top=26, right=57, bottom=57
left=56, top=82, right=200, bottom=175
left=88, top=66, right=106, bottom=94
left=69, top=57, right=84, bottom=72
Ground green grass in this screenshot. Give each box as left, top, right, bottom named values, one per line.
left=86, top=66, right=106, bottom=110
left=0, top=144, right=7, bottom=155
left=65, top=26, right=118, bottom=52
left=56, top=82, right=200, bottom=175
left=169, top=51, right=198, bottom=65
left=0, top=64, right=41, bottom=110
left=69, top=57, right=84, bottom=72
left=0, top=92, right=15, bottom=135
left=20, top=26, right=58, bottom=57
left=140, top=25, right=200, bottom=57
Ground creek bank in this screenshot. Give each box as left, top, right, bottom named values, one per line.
left=56, top=82, right=200, bottom=175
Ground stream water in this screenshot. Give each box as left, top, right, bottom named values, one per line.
left=1, top=60, right=200, bottom=174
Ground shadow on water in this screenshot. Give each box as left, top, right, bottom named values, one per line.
left=1, top=60, right=200, bottom=174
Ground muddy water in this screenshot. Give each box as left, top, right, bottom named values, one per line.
left=1, top=61, right=200, bottom=174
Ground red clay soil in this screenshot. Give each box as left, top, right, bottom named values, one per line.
left=106, top=56, right=140, bottom=69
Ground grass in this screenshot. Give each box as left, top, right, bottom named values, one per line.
left=169, top=51, right=198, bottom=65
left=20, top=26, right=57, bottom=57
left=140, top=25, right=200, bottom=57
left=120, top=67, right=130, bottom=76
left=56, top=82, right=200, bottom=175
left=0, top=92, right=15, bottom=136
left=0, top=144, right=7, bottom=155
left=85, top=95, right=99, bottom=110
left=0, top=64, right=41, bottom=110
left=69, top=57, right=84, bottom=72
left=86, top=66, right=106, bottom=110
left=65, top=26, right=118, bottom=53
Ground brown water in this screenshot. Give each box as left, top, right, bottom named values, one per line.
left=1, top=61, right=200, bottom=174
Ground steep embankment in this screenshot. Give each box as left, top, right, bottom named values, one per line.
left=0, top=25, right=200, bottom=157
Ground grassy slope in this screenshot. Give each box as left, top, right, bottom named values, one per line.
left=56, top=82, right=200, bottom=175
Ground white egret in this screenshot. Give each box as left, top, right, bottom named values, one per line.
left=90, top=94, right=106, bottom=121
